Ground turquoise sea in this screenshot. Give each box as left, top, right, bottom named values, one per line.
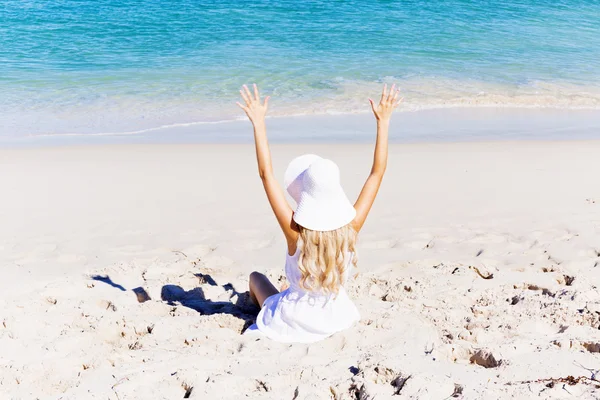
left=2, top=0, right=600, bottom=137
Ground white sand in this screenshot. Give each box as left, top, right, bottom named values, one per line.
left=1, top=141, right=599, bottom=399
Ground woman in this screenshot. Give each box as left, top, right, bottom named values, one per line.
left=237, top=84, right=402, bottom=343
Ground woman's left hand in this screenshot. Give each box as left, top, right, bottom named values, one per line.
left=237, top=84, right=269, bottom=126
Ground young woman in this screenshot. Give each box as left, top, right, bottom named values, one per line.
left=237, top=84, right=401, bottom=343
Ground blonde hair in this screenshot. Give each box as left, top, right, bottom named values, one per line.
left=297, top=223, right=357, bottom=294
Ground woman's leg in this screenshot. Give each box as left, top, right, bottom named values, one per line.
left=249, top=271, right=279, bottom=307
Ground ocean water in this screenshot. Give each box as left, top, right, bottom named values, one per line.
left=1, top=0, right=600, bottom=137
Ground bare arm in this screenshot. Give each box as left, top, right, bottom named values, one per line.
left=237, top=85, right=298, bottom=246
left=352, top=84, right=402, bottom=232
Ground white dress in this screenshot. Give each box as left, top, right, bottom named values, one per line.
left=251, top=248, right=360, bottom=343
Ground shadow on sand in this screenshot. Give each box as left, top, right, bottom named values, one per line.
left=91, top=275, right=126, bottom=291
left=90, top=273, right=259, bottom=332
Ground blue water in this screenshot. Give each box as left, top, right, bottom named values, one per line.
left=2, top=0, right=600, bottom=136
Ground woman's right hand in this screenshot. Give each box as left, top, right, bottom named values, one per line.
left=237, top=84, right=269, bottom=127
left=369, top=84, right=402, bottom=122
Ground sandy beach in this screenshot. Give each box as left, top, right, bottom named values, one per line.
left=4, top=0, right=600, bottom=397
left=1, top=140, right=600, bottom=399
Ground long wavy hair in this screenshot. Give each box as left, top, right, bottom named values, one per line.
left=297, top=223, right=358, bottom=294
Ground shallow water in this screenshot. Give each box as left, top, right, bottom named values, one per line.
left=2, top=0, right=600, bottom=137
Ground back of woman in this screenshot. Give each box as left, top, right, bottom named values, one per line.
left=237, top=83, right=402, bottom=343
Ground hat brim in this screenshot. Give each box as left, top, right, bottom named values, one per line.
left=293, top=186, right=356, bottom=232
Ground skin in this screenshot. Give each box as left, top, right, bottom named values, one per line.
left=237, top=84, right=402, bottom=307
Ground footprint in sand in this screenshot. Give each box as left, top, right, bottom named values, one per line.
left=469, top=349, right=502, bottom=368
left=553, top=339, right=600, bottom=353
left=583, top=342, right=600, bottom=353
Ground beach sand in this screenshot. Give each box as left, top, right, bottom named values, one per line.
left=1, top=141, right=600, bottom=399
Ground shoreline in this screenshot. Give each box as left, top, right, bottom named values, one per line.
left=1, top=107, right=600, bottom=148
left=4, top=81, right=600, bottom=138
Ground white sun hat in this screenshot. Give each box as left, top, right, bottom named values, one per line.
left=291, top=158, right=357, bottom=232
left=284, top=154, right=323, bottom=205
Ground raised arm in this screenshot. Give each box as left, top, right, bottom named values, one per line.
left=352, top=84, right=402, bottom=232
left=237, top=84, right=298, bottom=247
